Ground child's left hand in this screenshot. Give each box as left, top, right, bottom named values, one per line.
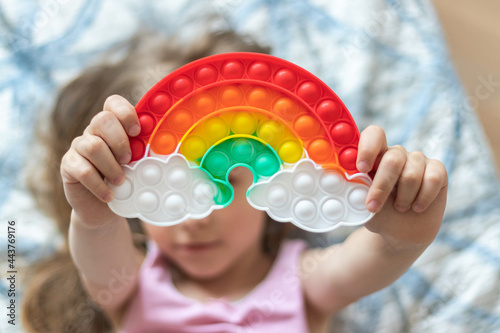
left=356, top=125, right=448, bottom=248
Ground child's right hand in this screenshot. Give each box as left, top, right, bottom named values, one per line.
left=60, top=95, right=141, bottom=227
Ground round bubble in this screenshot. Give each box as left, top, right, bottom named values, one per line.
left=205, top=117, right=229, bottom=142
left=170, top=76, right=193, bottom=97
left=273, top=97, right=297, bottom=118
left=194, top=65, right=217, bottom=85
left=321, top=199, right=345, bottom=222
left=130, top=138, right=147, bottom=161
left=293, top=199, right=317, bottom=223
left=319, top=171, right=345, bottom=194
left=278, top=141, right=303, bottom=164
left=138, top=113, right=155, bottom=136
left=266, top=184, right=289, bottom=208
left=257, top=120, right=283, bottom=146
left=113, top=178, right=133, bottom=201
left=168, top=109, right=193, bottom=132
left=231, top=112, right=257, bottom=134
left=231, top=139, right=255, bottom=163
left=254, top=153, right=280, bottom=177
left=292, top=171, right=316, bottom=194
left=247, top=87, right=271, bottom=108
left=221, top=61, right=244, bottom=79
left=138, top=161, right=162, bottom=186
left=219, top=86, right=243, bottom=107
left=137, top=190, right=159, bottom=213
left=194, top=181, right=217, bottom=205
left=294, top=115, right=320, bottom=138
left=149, top=92, right=172, bottom=114
left=182, top=136, right=207, bottom=160
left=152, top=132, right=176, bottom=155
left=308, top=138, right=332, bottom=163
left=167, top=166, right=191, bottom=189
left=192, top=93, right=216, bottom=116
left=164, top=194, right=186, bottom=217
left=248, top=62, right=271, bottom=80
left=330, top=122, right=355, bottom=145
left=274, top=69, right=297, bottom=90
left=297, top=81, right=321, bottom=104
left=348, top=186, right=369, bottom=211
left=205, top=151, right=230, bottom=178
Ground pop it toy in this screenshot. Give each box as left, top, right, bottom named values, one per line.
left=106, top=53, right=374, bottom=232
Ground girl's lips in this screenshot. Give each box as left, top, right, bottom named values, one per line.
left=175, top=241, right=221, bottom=253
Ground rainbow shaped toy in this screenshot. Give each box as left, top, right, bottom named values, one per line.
left=107, top=53, right=374, bottom=232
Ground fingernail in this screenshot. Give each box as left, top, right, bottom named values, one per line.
left=367, top=200, right=381, bottom=213
left=120, top=152, right=131, bottom=164
left=113, top=174, right=124, bottom=185
left=128, top=124, right=141, bottom=136
left=413, top=203, right=424, bottom=212
left=358, top=160, right=370, bottom=173
left=395, top=204, right=409, bottom=213
left=103, top=192, right=113, bottom=202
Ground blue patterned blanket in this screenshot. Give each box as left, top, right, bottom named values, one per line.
left=1, top=1, right=499, bottom=331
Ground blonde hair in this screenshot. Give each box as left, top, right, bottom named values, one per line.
left=21, top=30, right=296, bottom=332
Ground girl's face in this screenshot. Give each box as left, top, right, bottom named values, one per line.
left=142, top=166, right=268, bottom=280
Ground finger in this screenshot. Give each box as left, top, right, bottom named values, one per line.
left=61, top=149, right=114, bottom=203
left=412, top=159, right=448, bottom=212
left=103, top=95, right=141, bottom=136
left=73, top=134, right=125, bottom=187
left=85, top=111, right=132, bottom=165
left=393, top=152, right=426, bottom=213
left=356, top=125, right=388, bottom=173
left=366, top=146, right=407, bottom=213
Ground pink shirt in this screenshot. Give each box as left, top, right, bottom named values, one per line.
left=120, top=239, right=309, bottom=333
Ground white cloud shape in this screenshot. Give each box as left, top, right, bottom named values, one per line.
left=247, top=159, right=374, bottom=232
left=107, top=154, right=228, bottom=226
left=107, top=154, right=374, bottom=232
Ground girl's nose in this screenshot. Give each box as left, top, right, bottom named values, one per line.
left=182, top=216, right=210, bottom=231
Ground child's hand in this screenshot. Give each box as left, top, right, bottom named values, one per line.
left=60, top=95, right=141, bottom=227
left=357, top=125, right=448, bottom=248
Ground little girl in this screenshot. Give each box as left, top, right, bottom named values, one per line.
left=24, top=31, right=448, bottom=333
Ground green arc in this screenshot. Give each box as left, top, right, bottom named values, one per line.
left=198, top=135, right=284, bottom=206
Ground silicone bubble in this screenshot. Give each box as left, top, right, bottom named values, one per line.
left=266, top=184, right=289, bottom=208
left=107, top=53, right=374, bottom=232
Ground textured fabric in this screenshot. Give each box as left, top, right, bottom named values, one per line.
left=120, top=240, right=308, bottom=333
left=1, top=1, right=499, bottom=332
